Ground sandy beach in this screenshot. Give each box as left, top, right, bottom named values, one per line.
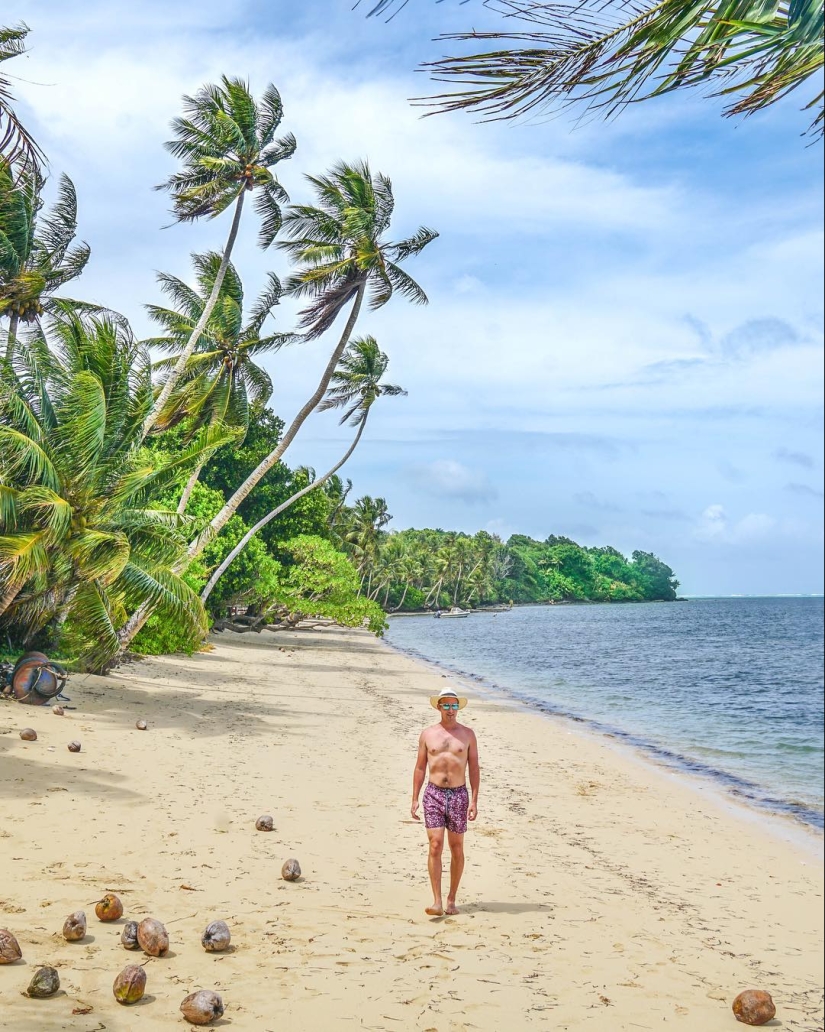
left=1, top=625, right=822, bottom=1031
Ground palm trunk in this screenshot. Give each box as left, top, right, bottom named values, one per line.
left=187, top=280, right=367, bottom=560
left=391, top=582, right=409, bottom=613
left=141, top=190, right=246, bottom=441
left=177, top=459, right=206, bottom=515
left=5, top=312, right=19, bottom=363
left=0, top=578, right=23, bottom=618
left=118, top=282, right=367, bottom=651
left=200, top=415, right=368, bottom=604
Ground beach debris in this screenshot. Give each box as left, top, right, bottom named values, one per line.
left=68, top=740, right=81, bottom=752
left=121, top=921, right=140, bottom=950
left=732, top=990, right=776, bottom=1025
left=95, top=893, right=124, bottom=922
left=0, top=929, right=22, bottom=963
left=135, top=719, right=148, bottom=731
left=19, top=728, right=37, bottom=741
left=180, top=989, right=224, bottom=1025
left=8, top=652, right=68, bottom=706
left=113, top=964, right=146, bottom=1004
left=281, top=858, right=301, bottom=882
left=52, top=705, right=64, bottom=715
left=137, top=917, right=169, bottom=957
left=201, top=920, right=231, bottom=953
left=255, top=815, right=274, bottom=832
left=26, top=966, right=60, bottom=997
left=62, top=910, right=87, bottom=941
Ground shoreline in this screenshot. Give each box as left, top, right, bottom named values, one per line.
left=382, top=634, right=824, bottom=858
left=1, top=625, right=823, bottom=1030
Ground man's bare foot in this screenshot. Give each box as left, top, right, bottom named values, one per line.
left=445, top=901, right=459, bottom=915
left=425, top=905, right=444, bottom=916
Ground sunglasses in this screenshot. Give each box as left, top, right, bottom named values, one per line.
left=439, top=702, right=460, bottom=710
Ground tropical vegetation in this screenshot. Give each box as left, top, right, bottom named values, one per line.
left=1, top=24, right=680, bottom=673
left=361, top=0, right=824, bottom=137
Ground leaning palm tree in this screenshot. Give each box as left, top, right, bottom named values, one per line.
left=145, top=252, right=289, bottom=511
left=117, top=161, right=435, bottom=651
left=0, top=164, right=90, bottom=360
left=187, top=161, right=435, bottom=559
left=143, top=76, right=296, bottom=438
left=199, top=336, right=405, bottom=604
left=0, top=24, right=44, bottom=173
left=362, top=0, right=824, bottom=137
left=0, top=312, right=231, bottom=669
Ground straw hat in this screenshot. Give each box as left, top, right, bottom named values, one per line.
left=430, top=689, right=468, bottom=710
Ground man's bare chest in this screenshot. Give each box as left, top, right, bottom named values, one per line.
left=427, top=733, right=467, bottom=758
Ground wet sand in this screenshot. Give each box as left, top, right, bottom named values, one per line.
left=0, top=626, right=822, bottom=1030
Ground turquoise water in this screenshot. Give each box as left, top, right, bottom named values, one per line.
left=386, top=597, right=825, bottom=828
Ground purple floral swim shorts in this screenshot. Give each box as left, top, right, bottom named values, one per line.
left=423, top=782, right=469, bottom=834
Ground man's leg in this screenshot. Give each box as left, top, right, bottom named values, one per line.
left=426, top=827, right=445, bottom=915
left=445, top=830, right=465, bottom=915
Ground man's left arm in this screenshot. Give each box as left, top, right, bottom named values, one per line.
left=467, top=730, right=480, bottom=821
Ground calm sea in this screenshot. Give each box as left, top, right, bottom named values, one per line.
left=386, top=597, right=825, bottom=829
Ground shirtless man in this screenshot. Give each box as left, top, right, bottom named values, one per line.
left=411, top=689, right=479, bottom=916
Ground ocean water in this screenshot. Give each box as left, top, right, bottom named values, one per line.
left=386, top=597, right=825, bottom=829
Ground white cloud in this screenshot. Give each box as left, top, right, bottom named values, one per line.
left=693, top=505, right=778, bottom=544
left=407, top=460, right=497, bottom=505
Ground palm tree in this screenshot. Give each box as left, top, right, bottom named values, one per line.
left=0, top=313, right=231, bottom=669
left=117, top=161, right=435, bottom=651
left=186, top=161, right=436, bottom=558
left=1, top=24, right=44, bottom=173
left=0, top=165, right=90, bottom=360
left=199, top=336, right=405, bottom=604
left=143, top=76, right=296, bottom=438
left=362, top=0, right=824, bottom=137
left=145, top=252, right=289, bottom=511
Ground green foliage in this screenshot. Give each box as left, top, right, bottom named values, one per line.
left=269, top=534, right=387, bottom=634
left=347, top=522, right=678, bottom=610
left=0, top=311, right=227, bottom=669
left=1, top=24, right=44, bottom=171
left=0, top=162, right=90, bottom=329
left=366, top=0, right=824, bottom=138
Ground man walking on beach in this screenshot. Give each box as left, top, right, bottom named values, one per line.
left=411, top=689, right=479, bottom=916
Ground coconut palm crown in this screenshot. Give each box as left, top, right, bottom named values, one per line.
left=145, top=252, right=289, bottom=437
left=0, top=164, right=90, bottom=356
left=144, top=77, right=296, bottom=439
left=362, top=0, right=824, bottom=138
left=0, top=311, right=230, bottom=668
left=318, top=335, right=406, bottom=425
left=1, top=24, right=44, bottom=172
left=278, top=160, right=438, bottom=339
left=158, top=76, right=295, bottom=243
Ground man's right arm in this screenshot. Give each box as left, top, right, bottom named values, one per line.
left=411, top=732, right=428, bottom=820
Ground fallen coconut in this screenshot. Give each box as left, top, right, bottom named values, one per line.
left=180, top=989, right=224, bottom=1025
left=62, top=910, right=87, bottom=942
left=52, top=705, right=64, bottom=715
left=95, top=893, right=123, bottom=922
left=19, top=728, right=37, bottom=741
left=121, top=921, right=140, bottom=950
left=255, top=815, right=274, bottom=832
left=201, top=920, right=231, bottom=953
left=113, top=964, right=146, bottom=1005
left=67, top=740, right=81, bottom=752
left=733, top=990, right=777, bottom=1026
left=26, top=966, right=60, bottom=998
left=137, top=917, right=169, bottom=957
left=0, top=929, right=22, bottom=963
left=135, top=719, right=148, bottom=731
left=281, top=858, right=301, bottom=882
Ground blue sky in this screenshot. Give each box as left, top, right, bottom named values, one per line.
left=9, top=0, right=824, bottom=594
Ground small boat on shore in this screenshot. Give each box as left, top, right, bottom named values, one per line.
left=434, top=607, right=470, bottom=619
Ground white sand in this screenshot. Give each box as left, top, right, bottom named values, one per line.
left=1, top=625, right=822, bottom=1030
